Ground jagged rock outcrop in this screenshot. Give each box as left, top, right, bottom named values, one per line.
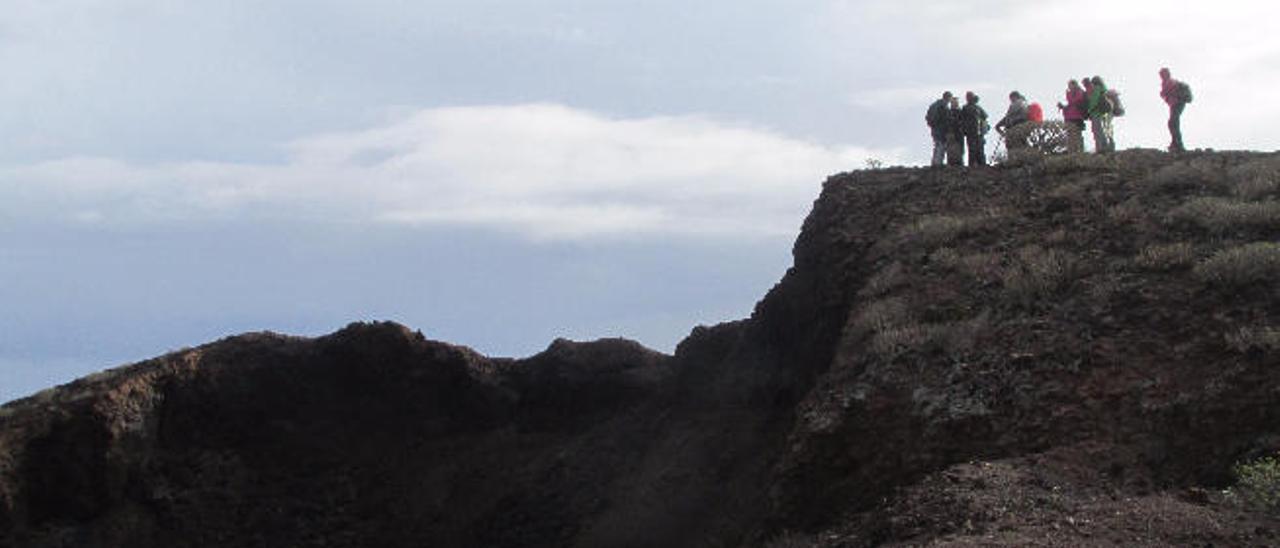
left=2, top=150, right=1278, bottom=547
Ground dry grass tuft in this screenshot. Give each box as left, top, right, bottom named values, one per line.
left=853, top=297, right=914, bottom=333
left=1194, top=242, right=1280, bottom=286
left=1133, top=242, right=1197, bottom=271
left=869, top=314, right=989, bottom=358
left=861, top=262, right=907, bottom=297
left=1226, top=326, right=1280, bottom=354
left=1001, top=246, right=1079, bottom=304
left=1169, top=197, right=1280, bottom=233
left=1106, top=200, right=1146, bottom=224
left=901, top=211, right=1001, bottom=248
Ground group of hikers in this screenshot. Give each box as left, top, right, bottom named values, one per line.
left=926, top=67, right=1194, bottom=167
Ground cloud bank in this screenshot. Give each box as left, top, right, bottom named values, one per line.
left=1, top=104, right=897, bottom=241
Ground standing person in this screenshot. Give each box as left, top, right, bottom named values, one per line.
left=946, top=96, right=965, bottom=166
left=1057, top=79, right=1088, bottom=153
left=926, top=91, right=954, bottom=167
left=960, top=91, right=989, bottom=166
left=1160, top=67, right=1192, bottom=153
left=996, top=91, right=1030, bottom=151
left=1086, top=76, right=1115, bottom=153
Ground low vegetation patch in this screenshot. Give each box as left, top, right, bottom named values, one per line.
left=853, top=297, right=914, bottom=333
left=860, top=262, right=907, bottom=298
left=901, top=211, right=1000, bottom=248
left=1170, top=197, right=1280, bottom=233
left=869, top=314, right=989, bottom=359
left=1001, top=246, right=1079, bottom=305
left=1231, top=453, right=1280, bottom=511
left=1193, top=242, right=1280, bottom=286
left=1226, top=326, right=1280, bottom=354
left=1145, top=160, right=1230, bottom=194
left=1229, top=158, right=1280, bottom=201
left=1133, top=242, right=1197, bottom=271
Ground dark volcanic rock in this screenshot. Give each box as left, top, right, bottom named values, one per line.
left=3, top=150, right=1279, bottom=547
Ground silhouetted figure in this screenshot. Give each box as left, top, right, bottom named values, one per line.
left=959, top=91, right=989, bottom=166
left=926, top=91, right=955, bottom=166
left=1160, top=67, right=1192, bottom=153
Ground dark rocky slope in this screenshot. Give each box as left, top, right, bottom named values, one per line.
left=2, top=150, right=1278, bottom=547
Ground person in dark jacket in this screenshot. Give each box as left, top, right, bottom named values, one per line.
left=996, top=91, right=1030, bottom=150
left=1160, top=67, right=1190, bottom=153
left=959, top=91, right=988, bottom=166
left=946, top=95, right=965, bottom=166
left=926, top=91, right=954, bottom=166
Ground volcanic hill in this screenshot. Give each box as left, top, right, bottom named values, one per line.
left=2, top=150, right=1279, bottom=547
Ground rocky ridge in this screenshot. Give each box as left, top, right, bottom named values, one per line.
left=2, top=149, right=1279, bottom=547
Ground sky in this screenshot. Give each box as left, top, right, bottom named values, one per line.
left=3, top=1, right=1279, bottom=402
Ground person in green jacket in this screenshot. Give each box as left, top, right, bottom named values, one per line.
left=1086, top=75, right=1115, bottom=153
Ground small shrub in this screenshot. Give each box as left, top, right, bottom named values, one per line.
left=1001, top=246, right=1078, bottom=304
left=1194, top=242, right=1280, bottom=286
left=1170, top=197, right=1280, bottom=233
left=1234, top=177, right=1280, bottom=201
left=1226, top=326, right=1280, bottom=354
left=930, top=247, right=962, bottom=271
left=1232, top=454, right=1280, bottom=510
left=853, top=297, right=914, bottom=333
left=1146, top=160, right=1229, bottom=193
left=1228, top=158, right=1280, bottom=200
left=1107, top=200, right=1145, bottom=224
left=1133, top=242, right=1197, bottom=271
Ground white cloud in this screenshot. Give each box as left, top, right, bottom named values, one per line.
left=0, top=104, right=901, bottom=241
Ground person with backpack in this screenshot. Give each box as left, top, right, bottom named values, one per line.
left=1160, top=67, right=1191, bottom=153
left=946, top=95, right=965, bottom=166
left=996, top=91, right=1031, bottom=151
left=926, top=91, right=955, bottom=166
left=959, top=91, right=989, bottom=166
left=1086, top=76, right=1115, bottom=153
left=1057, top=79, right=1088, bottom=153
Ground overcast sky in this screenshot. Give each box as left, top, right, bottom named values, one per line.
left=3, top=1, right=1278, bottom=402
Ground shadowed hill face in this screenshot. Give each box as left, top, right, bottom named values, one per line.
left=3, top=150, right=1280, bottom=547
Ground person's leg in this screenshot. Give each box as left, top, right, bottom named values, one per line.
left=1169, top=103, right=1186, bottom=152
left=1091, top=116, right=1104, bottom=153
left=1103, top=115, right=1115, bottom=152
left=932, top=136, right=946, bottom=166
left=1067, top=122, right=1084, bottom=153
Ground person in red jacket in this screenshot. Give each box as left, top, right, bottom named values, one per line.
left=1057, top=79, right=1088, bottom=153
left=1160, top=67, right=1190, bottom=153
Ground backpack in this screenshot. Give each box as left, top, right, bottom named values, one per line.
left=1095, top=91, right=1113, bottom=115
left=1027, top=102, right=1044, bottom=123
left=1177, top=81, right=1193, bottom=104
left=1107, top=89, right=1125, bottom=116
